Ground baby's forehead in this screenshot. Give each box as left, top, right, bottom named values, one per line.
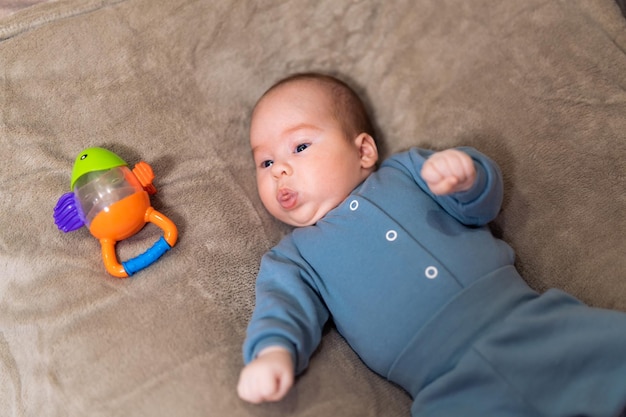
left=266, top=79, right=330, bottom=102
left=254, top=79, right=335, bottom=118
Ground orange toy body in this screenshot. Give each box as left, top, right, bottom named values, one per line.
left=93, top=191, right=178, bottom=278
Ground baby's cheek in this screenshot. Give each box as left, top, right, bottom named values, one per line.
left=259, top=191, right=275, bottom=213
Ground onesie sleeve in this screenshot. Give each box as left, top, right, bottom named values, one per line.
left=384, top=147, right=504, bottom=226
left=242, top=235, right=330, bottom=375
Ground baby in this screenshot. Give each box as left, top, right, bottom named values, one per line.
left=238, top=73, right=626, bottom=416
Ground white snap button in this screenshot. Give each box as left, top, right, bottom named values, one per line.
left=349, top=200, right=359, bottom=211
left=386, top=230, right=398, bottom=241
left=425, top=266, right=438, bottom=279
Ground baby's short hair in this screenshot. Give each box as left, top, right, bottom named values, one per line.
left=260, top=73, right=375, bottom=140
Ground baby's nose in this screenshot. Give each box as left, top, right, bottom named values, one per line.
left=271, top=161, right=292, bottom=178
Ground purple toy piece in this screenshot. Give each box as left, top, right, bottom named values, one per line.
left=53, top=192, right=85, bottom=233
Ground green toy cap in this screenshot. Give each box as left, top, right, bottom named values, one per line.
left=70, top=147, right=128, bottom=190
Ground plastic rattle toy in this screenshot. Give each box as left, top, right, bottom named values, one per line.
left=53, top=147, right=178, bottom=278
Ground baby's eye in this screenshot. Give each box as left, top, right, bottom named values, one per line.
left=295, top=143, right=309, bottom=153
left=261, top=160, right=273, bottom=169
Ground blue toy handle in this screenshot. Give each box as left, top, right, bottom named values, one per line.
left=122, top=236, right=172, bottom=276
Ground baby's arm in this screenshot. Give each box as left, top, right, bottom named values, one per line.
left=237, top=346, right=294, bottom=403
left=421, top=149, right=476, bottom=195
left=385, top=147, right=503, bottom=225
left=241, top=237, right=330, bottom=404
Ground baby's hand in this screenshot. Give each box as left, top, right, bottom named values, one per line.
left=237, top=346, right=295, bottom=404
left=421, top=149, right=476, bottom=195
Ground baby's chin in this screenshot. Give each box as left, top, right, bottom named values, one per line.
left=276, top=204, right=332, bottom=228
left=279, top=214, right=320, bottom=228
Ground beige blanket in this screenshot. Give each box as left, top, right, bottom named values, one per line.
left=1, top=1, right=625, bottom=416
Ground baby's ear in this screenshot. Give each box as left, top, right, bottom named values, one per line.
left=355, top=133, right=378, bottom=169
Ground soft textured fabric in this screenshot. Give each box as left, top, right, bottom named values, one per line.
left=617, top=0, right=626, bottom=17
left=1, top=1, right=625, bottom=416
left=0, top=1, right=56, bottom=19
left=405, top=271, right=626, bottom=417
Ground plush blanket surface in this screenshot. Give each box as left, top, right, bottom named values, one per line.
left=1, top=1, right=625, bottom=416
left=0, top=1, right=55, bottom=19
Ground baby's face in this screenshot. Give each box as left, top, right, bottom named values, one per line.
left=250, top=80, right=374, bottom=227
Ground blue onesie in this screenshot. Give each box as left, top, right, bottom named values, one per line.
left=243, top=147, right=626, bottom=417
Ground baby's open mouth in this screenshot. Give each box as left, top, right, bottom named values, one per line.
left=277, top=189, right=298, bottom=210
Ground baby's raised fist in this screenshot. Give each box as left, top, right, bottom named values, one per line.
left=421, top=149, right=476, bottom=195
